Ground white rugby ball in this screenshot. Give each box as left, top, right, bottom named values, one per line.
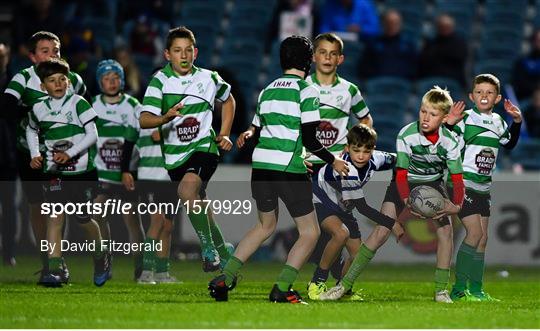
left=408, top=185, right=445, bottom=218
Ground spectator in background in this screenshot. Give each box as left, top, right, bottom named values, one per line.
left=13, top=0, right=65, bottom=57
left=114, top=46, right=143, bottom=100
left=419, top=14, right=468, bottom=87
left=512, top=29, right=540, bottom=100
left=319, top=0, right=380, bottom=41
left=0, top=42, right=17, bottom=266
left=359, top=9, right=418, bottom=80
left=267, top=0, right=319, bottom=51
left=524, top=86, right=540, bottom=138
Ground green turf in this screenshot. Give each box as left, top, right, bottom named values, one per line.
left=1, top=256, right=539, bottom=328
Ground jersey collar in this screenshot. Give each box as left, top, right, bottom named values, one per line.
left=45, top=93, right=72, bottom=110
left=310, top=73, right=340, bottom=87
left=416, top=121, right=443, bottom=146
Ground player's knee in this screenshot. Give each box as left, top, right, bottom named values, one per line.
left=478, top=234, right=488, bottom=249
left=299, top=224, right=320, bottom=242
left=330, top=227, right=349, bottom=244
left=466, top=229, right=482, bottom=247
left=162, top=219, right=174, bottom=233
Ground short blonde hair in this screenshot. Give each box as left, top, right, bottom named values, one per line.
left=421, top=85, right=453, bottom=114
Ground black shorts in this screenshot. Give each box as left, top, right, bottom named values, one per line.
left=43, top=170, right=98, bottom=204
left=16, top=148, right=44, bottom=203
left=314, top=203, right=361, bottom=239
left=449, top=187, right=491, bottom=218
left=97, top=180, right=138, bottom=202
left=251, top=169, right=314, bottom=218
left=138, top=180, right=178, bottom=205
left=383, top=180, right=450, bottom=226
left=167, top=152, right=219, bottom=199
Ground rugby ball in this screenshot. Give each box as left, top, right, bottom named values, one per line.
left=408, top=185, right=444, bottom=218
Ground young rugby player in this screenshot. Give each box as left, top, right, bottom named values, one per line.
left=307, top=124, right=404, bottom=301
left=139, top=26, right=235, bottom=272
left=208, top=35, right=349, bottom=304
left=446, top=74, right=522, bottom=302
left=2, top=31, right=87, bottom=284
left=26, top=58, right=110, bottom=287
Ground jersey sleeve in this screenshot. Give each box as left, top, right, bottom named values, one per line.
left=125, top=103, right=141, bottom=143
left=396, top=129, right=411, bottom=169
left=142, top=75, right=164, bottom=116
left=69, top=72, right=87, bottom=96
left=349, top=84, right=369, bottom=119
left=252, top=90, right=263, bottom=127
left=372, top=150, right=396, bottom=171
left=445, top=137, right=463, bottom=174
left=75, top=97, right=97, bottom=125
left=498, top=115, right=510, bottom=146
left=4, top=71, right=27, bottom=99
left=212, top=71, right=232, bottom=102
left=299, top=84, right=320, bottom=124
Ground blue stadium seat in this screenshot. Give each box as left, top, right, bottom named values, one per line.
left=84, top=17, right=116, bottom=55
left=474, top=60, right=513, bottom=84
left=511, top=138, right=540, bottom=170
left=180, top=1, right=225, bottom=21
left=365, top=77, right=412, bottom=100
left=416, top=76, right=464, bottom=101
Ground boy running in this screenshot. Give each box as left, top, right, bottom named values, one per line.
left=446, top=74, right=521, bottom=302
left=139, top=26, right=235, bottom=272
left=26, top=58, right=110, bottom=287
left=208, top=35, right=348, bottom=304
left=1, top=31, right=87, bottom=284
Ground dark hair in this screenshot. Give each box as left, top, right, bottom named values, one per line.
left=314, top=33, right=344, bottom=54
left=280, top=35, right=313, bottom=75
left=36, top=58, right=70, bottom=82
left=29, top=31, right=60, bottom=54
left=347, top=123, right=377, bottom=149
left=473, top=73, right=500, bottom=94
left=166, top=26, right=196, bottom=50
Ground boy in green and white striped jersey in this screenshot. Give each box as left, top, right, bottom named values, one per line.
left=92, top=59, right=145, bottom=280
left=382, top=86, right=465, bottom=303
left=2, top=31, right=87, bottom=283
left=209, top=36, right=349, bottom=304
left=26, top=58, right=110, bottom=287
left=446, top=74, right=522, bottom=302
left=306, top=33, right=373, bottom=295
left=139, top=26, right=235, bottom=273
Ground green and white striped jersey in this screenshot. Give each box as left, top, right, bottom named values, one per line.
left=136, top=127, right=170, bottom=181
left=141, top=64, right=231, bottom=170
left=251, top=74, right=320, bottom=174
left=28, top=94, right=97, bottom=175
left=4, top=65, right=86, bottom=151
left=92, top=94, right=140, bottom=184
left=396, top=121, right=462, bottom=183
left=449, top=107, right=510, bottom=193
left=305, top=73, right=369, bottom=164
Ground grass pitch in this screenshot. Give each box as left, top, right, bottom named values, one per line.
left=1, top=256, right=539, bottom=328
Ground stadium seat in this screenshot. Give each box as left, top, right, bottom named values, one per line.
left=416, top=76, right=464, bottom=101
left=474, top=60, right=513, bottom=84
left=511, top=138, right=540, bottom=170
left=366, top=95, right=408, bottom=122
left=365, top=77, right=412, bottom=100
left=83, top=17, right=116, bottom=55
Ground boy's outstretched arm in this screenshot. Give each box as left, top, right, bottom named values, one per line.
left=502, top=99, right=522, bottom=150
left=25, top=119, right=42, bottom=169
left=350, top=198, right=403, bottom=241
left=63, top=121, right=98, bottom=160
left=139, top=102, right=184, bottom=129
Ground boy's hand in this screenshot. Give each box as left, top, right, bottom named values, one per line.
left=236, top=129, right=254, bottom=148
left=215, top=135, right=232, bottom=151
left=504, top=99, right=522, bottom=123
left=433, top=198, right=460, bottom=220
left=162, top=102, right=184, bottom=124
left=332, top=156, right=349, bottom=177
left=122, top=172, right=135, bottom=191
left=405, top=198, right=426, bottom=219
left=150, top=130, right=161, bottom=142
left=445, top=101, right=466, bottom=125
left=30, top=156, right=43, bottom=169
left=392, top=221, right=405, bottom=242
left=304, top=159, right=314, bottom=174
left=53, top=152, right=70, bottom=164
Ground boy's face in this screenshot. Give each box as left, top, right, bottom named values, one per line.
left=419, top=104, right=446, bottom=134
left=313, top=40, right=343, bottom=75
left=40, top=73, right=69, bottom=99
left=101, top=72, right=121, bottom=96
left=165, top=38, right=198, bottom=76
left=469, top=82, right=501, bottom=112
left=30, top=39, right=60, bottom=64
left=345, top=144, right=373, bottom=168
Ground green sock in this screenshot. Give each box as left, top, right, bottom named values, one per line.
left=142, top=237, right=156, bottom=271
left=276, top=265, right=298, bottom=292
left=223, top=256, right=243, bottom=286
left=155, top=257, right=169, bottom=273
left=469, top=251, right=485, bottom=294
left=48, top=257, right=63, bottom=273
left=187, top=211, right=215, bottom=252
left=453, top=242, right=476, bottom=292
left=435, top=268, right=450, bottom=292
left=341, top=244, right=375, bottom=291
left=209, top=218, right=230, bottom=260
